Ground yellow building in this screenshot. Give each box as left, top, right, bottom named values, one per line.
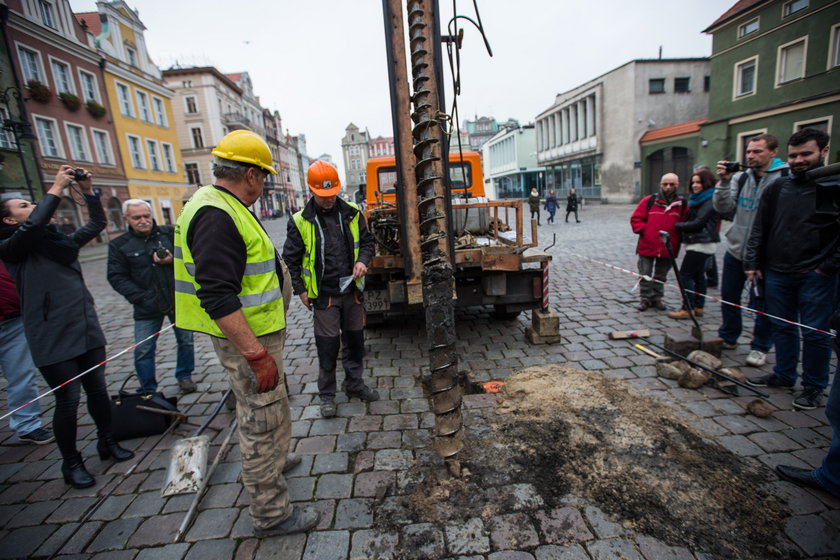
left=78, top=2, right=188, bottom=224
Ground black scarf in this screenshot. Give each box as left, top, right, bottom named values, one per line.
left=0, top=223, right=80, bottom=266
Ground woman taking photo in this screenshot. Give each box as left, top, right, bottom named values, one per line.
left=668, top=168, right=720, bottom=320
left=0, top=165, right=133, bottom=488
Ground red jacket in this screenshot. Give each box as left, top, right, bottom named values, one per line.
left=630, top=194, right=686, bottom=258
left=0, top=262, right=21, bottom=320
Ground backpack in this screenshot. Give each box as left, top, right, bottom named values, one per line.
left=645, top=193, right=687, bottom=216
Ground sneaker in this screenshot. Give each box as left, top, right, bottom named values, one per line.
left=346, top=385, right=380, bottom=402
left=792, top=387, right=823, bottom=410
left=745, top=373, right=794, bottom=388
left=745, top=350, right=767, bottom=367
left=18, top=427, right=55, bottom=445
left=668, top=309, right=691, bottom=319
left=320, top=399, right=336, bottom=418
left=178, top=377, right=197, bottom=394
left=253, top=506, right=320, bottom=537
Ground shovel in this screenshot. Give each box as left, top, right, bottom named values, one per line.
left=161, top=388, right=232, bottom=497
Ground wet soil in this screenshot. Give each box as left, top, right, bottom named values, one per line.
left=380, top=365, right=791, bottom=559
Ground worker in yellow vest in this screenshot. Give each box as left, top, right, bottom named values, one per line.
left=282, top=160, right=376, bottom=418
left=174, top=130, right=318, bottom=537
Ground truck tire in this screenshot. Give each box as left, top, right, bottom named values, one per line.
left=490, top=304, right=521, bottom=321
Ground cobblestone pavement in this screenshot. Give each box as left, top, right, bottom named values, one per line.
left=0, top=204, right=837, bottom=559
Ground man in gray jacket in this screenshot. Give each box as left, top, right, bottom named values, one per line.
left=713, top=133, right=788, bottom=367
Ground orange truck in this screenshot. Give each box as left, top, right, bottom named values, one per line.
left=360, top=151, right=553, bottom=323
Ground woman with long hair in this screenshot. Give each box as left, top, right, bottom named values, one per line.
left=0, top=165, right=133, bottom=488
left=668, top=168, right=720, bottom=320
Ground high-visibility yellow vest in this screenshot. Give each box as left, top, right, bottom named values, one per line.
left=292, top=202, right=361, bottom=300
left=174, top=186, right=284, bottom=337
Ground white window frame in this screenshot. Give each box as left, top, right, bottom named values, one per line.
left=77, top=69, right=98, bottom=102
left=146, top=139, right=162, bottom=171
left=733, top=55, right=759, bottom=100
left=782, top=0, right=808, bottom=17
left=91, top=128, right=115, bottom=166
left=125, top=45, right=137, bottom=67
left=0, top=107, right=17, bottom=149
left=126, top=133, right=146, bottom=169
left=775, top=36, right=808, bottom=86
left=161, top=142, right=176, bottom=173
left=184, top=96, right=198, bottom=114
left=115, top=81, right=134, bottom=117
left=152, top=96, right=167, bottom=127
left=736, top=128, right=768, bottom=162
left=39, top=0, right=57, bottom=29
left=16, top=44, right=44, bottom=83
left=48, top=56, right=75, bottom=95
left=737, top=17, right=759, bottom=38
left=136, top=90, right=152, bottom=123
left=827, top=23, right=840, bottom=70
left=32, top=114, right=65, bottom=159
left=64, top=123, right=92, bottom=162
left=792, top=116, right=834, bottom=134
left=190, top=126, right=204, bottom=149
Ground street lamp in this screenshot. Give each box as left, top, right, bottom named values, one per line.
left=1, top=86, right=38, bottom=201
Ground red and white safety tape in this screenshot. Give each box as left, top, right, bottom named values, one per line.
left=557, top=251, right=837, bottom=338
left=0, top=324, right=176, bottom=423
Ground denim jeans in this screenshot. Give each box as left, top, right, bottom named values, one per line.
left=764, top=270, right=836, bottom=389
left=134, top=314, right=194, bottom=393
left=678, top=250, right=709, bottom=310
left=718, top=252, right=772, bottom=351
left=814, top=358, right=840, bottom=496
left=0, top=317, right=43, bottom=435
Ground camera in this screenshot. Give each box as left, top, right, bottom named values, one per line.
left=155, top=242, right=168, bottom=259
left=723, top=161, right=741, bottom=173
left=72, top=168, right=88, bottom=182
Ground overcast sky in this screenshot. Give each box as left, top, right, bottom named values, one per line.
left=69, top=0, right=736, bottom=181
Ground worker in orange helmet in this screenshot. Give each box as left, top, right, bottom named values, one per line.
left=282, top=160, right=376, bottom=418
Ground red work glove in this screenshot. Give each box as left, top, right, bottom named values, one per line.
left=244, top=347, right=279, bottom=393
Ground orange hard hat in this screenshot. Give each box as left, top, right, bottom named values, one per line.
left=307, top=160, right=341, bottom=196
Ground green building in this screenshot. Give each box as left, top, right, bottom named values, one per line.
left=641, top=0, right=840, bottom=196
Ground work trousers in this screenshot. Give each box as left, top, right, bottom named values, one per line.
left=313, top=292, right=366, bottom=400
left=133, top=313, right=195, bottom=393
left=212, top=330, right=292, bottom=530
left=0, top=316, right=43, bottom=436
left=39, top=347, right=111, bottom=461
left=678, top=250, right=710, bottom=310
left=637, top=255, right=672, bottom=303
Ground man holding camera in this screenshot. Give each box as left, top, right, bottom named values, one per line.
left=713, top=133, right=787, bottom=367
left=107, top=200, right=196, bottom=394
left=744, top=128, right=840, bottom=410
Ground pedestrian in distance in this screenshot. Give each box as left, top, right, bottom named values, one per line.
left=668, top=168, right=720, bottom=320
left=0, top=262, right=55, bottom=445
left=0, top=165, right=134, bottom=489
left=107, top=199, right=196, bottom=395
left=566, top=187, right=581, bottom=223
left=630, top=173, right=687, bottom=311
left=528, top=187, right=541, bottom=225
left=283, top=160, right=377, bottom=420
left=174, top=130, right=317, bottom=537
left=544, top=189, right=558, bottom=224
left=744, top=128, right=840, bottom=411
left=712, top=133, right=787, bottom=367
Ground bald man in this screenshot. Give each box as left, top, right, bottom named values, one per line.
left=630, top=173, right=687, bottom=310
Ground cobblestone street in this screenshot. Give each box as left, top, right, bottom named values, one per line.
left=0, top=203, right=837, bottom=559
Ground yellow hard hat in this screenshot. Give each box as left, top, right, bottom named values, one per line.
left=211, top=130, right=277, bottom=175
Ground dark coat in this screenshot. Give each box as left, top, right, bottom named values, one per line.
left=107, top=223, right=176, bottom=320
left=282, top=198, right=374, bottom=299
left=544, top=195, right=558, bottom=213
left=566, top=194, right=579, bottom=212
left=527, top=193, right=540, bottom=212
left=676, top=196, right=720, bottom=245
left=0, top=194, right=106, bottom=367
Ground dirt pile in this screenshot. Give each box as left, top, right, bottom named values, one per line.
left=393, top=364, right=791, bottom=559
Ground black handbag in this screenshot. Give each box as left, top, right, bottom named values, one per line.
left=110, top=378, right=180, bottom=441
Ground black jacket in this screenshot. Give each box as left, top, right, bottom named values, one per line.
left=282, top=198, right=374, bottom=300
left=0, top=194, right=106, bottom=367
left=744, top=168, right=840, bottom=274
left=107, top=223, right=176, bottom=320
left=675, top=196, right=719, bottom=245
